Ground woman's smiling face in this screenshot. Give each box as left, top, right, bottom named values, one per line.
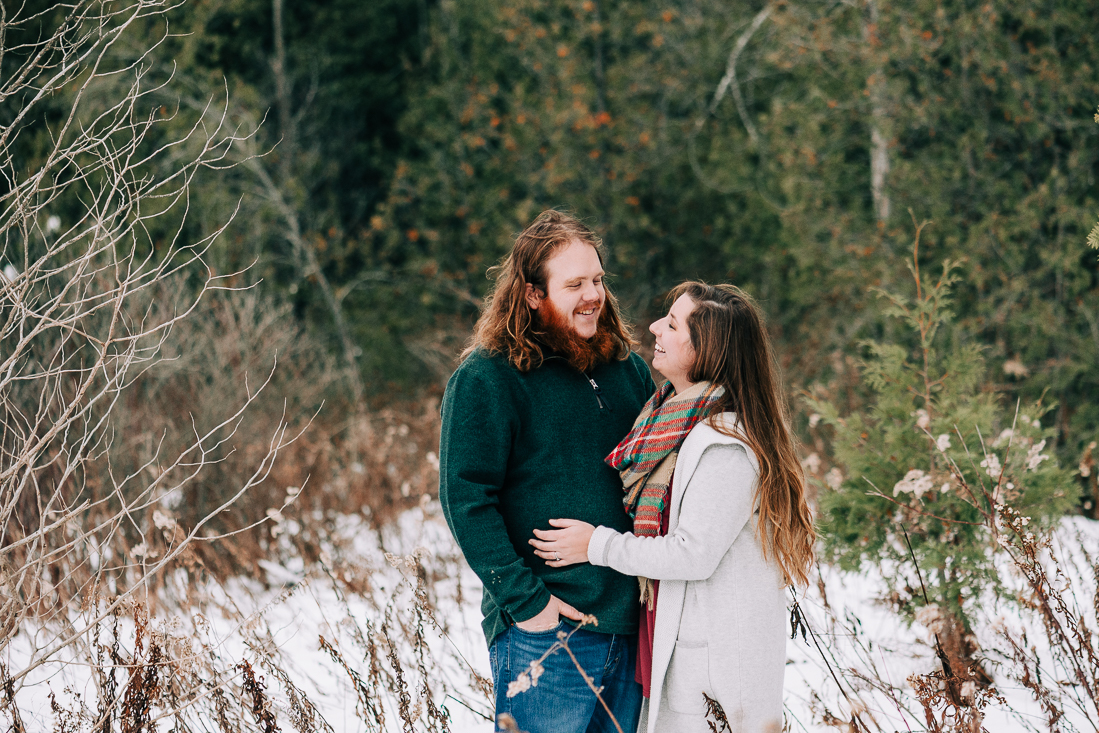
left=650, top=293, right=696, bottom=392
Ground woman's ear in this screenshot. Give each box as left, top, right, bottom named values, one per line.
left=525, top=282, right=543, bottom=310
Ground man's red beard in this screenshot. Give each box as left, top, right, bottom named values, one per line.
left=534, top=298, right=619, bottom=373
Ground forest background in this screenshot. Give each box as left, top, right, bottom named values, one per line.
left=41, top=0, right=1096, bottom=460
left=3, top=0, right=1099, bottom=730
left=12, top=0, right=1098, bottom=466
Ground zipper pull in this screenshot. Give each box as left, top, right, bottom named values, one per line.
left=587, top=374, right=612, bottom=411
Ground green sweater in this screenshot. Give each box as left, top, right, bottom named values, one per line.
left=439, top=348, right=656, bottom=647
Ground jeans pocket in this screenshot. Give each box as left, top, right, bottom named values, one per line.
left=511, top=620, right=565, bottom=638
left=664, top=642, right=711, bottom=716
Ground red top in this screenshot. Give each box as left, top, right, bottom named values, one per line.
left=635, top=497, right=672, bottom=698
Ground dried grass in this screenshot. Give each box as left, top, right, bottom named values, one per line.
left=789, top=507, right=1099, bottom=732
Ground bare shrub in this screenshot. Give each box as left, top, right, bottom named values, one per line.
left=0, top=7, right=489, bottom=732
left=0, top=0, right=307, bottom=712
left=108, top=287, right=342, bottom=587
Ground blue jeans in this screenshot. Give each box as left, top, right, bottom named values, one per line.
left=490, top=623, right=642, bottom=733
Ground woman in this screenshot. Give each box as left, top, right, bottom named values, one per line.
left=529, top=282, right=815, bottom=733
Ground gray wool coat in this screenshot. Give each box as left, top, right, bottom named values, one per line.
left=587, top=415, right=786, bottom=733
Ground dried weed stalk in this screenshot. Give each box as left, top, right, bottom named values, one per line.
left=792, top=428, right=1099, bottom=732
left=239, top=661, right=280, bottom=733
left=703, top=692, right=730, bottom=732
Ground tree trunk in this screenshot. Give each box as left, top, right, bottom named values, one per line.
left=865, top=0, right=891, bottom=225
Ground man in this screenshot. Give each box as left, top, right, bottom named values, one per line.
left=439, top=210, right=655, bottom=733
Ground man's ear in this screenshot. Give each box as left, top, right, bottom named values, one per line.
left=525, top=283, right=543, bottom=310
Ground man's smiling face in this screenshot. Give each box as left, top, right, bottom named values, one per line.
left=526, top=239, right=606, bottom=339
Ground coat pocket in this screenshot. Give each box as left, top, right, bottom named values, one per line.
left=663, top=642, right=712, bottom=716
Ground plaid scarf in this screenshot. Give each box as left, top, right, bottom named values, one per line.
left=607, top=380, right=725, bottom=534
left=606, top=380, right=724, bottom=608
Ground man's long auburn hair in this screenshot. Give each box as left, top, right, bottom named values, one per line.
left=463, top=210, right=635, bottom=371
left=672, top=281, right=817, bottom=587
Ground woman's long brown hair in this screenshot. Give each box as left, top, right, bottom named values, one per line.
left=462, top=210, right=634, bottom=371
left=671, top=281, right=816, bottom=587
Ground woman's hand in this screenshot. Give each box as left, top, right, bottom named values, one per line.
left=529, top=519, right=596, bottom=567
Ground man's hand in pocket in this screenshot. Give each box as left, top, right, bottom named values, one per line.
left=514, top=595, right=583, bottom=631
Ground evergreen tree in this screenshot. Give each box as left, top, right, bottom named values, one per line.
left=807, top=225, right=1077, bottom=678
left=380, top=0, right=1099, bottom=464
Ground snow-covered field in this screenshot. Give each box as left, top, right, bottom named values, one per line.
left=785, top=516, right=1099, bottom=732
left=5, top=501, right=494, bottom=732
left=6, top=502, right=1099, bottom=732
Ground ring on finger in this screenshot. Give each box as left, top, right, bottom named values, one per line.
left=554, top=551, right=560, bottom=562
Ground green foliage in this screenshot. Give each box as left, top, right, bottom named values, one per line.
left=378, top=0, right=1099, bottom=444
left=374, top=0, right=785, bottom=310
left=807, top=228, right=1078, bottom=627
left=8, top=0, right=1098, bottom=423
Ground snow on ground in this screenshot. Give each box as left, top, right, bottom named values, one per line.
left=6, top=504, right=1099, bottom=732
left=785, top=515, right=1099, bottom=732
left=5, top=500, right=494, bottom=733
